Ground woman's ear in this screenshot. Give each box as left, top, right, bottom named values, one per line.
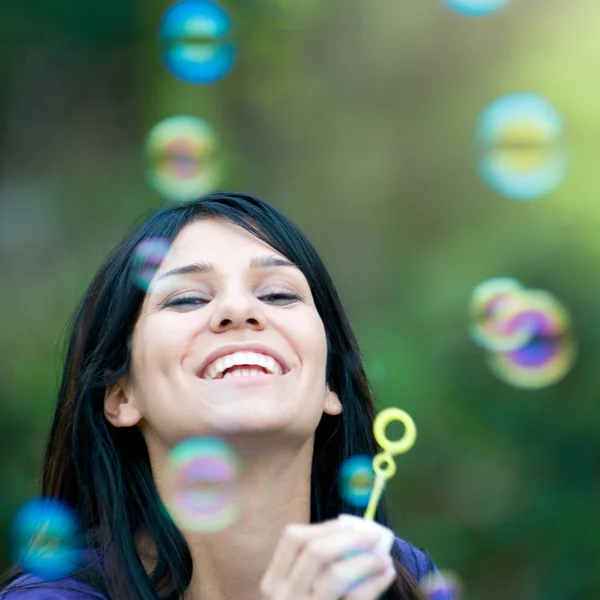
left=323, top=387, right=343, bottom=416
left=104, top=376, right=143, bottom=427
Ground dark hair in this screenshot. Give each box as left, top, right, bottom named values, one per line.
left=2, top=192, right=423, bottom=599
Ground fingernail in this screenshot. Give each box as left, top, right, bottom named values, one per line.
left=385, top=565, right=396, bottom=578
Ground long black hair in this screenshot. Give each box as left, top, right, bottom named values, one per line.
left=2, top=192, right=424, bottom=599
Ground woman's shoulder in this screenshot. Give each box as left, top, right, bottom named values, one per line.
left=394, top=535, right=437, bottom=582
left=0, top=575, right=107, bottom=600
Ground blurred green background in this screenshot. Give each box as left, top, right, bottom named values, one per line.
left=1, top=0, right=599, bottom=598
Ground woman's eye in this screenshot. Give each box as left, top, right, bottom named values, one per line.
left=260, top=291, right=301, bottom=305
left=163, top=294, right=209, bottom=309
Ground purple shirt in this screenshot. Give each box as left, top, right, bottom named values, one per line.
left=1, top=537, right=445, bottom=599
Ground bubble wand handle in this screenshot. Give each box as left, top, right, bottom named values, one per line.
left=362, top=408, right=417, bottom=521
left=363, top=472, right=387, bottom=521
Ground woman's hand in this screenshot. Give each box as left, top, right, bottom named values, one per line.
left=260, top=518, right=397, bottom=600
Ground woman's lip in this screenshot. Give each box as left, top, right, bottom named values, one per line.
left=200, top=372, right=287, bottom=384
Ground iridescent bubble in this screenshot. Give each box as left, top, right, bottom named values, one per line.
left=485, top=290, right=576, bottom=389
left=469, top=277, right=535, bottom=352
left=160, top=0, right=236, bottom=84
left=10, top=497, right=83, bottom=581
left=132, top=238, right=171, bottom=291
left=163, top=437, right=240, bottom=533
left=339, top=455, right=375, bottom=508
left=420, top=569, right=462, bottom=600
left=443, top=0, right=510, bottom=16
left=477, top=93, right=568, bottom=200
left=145, top=115, right=222, bottom=202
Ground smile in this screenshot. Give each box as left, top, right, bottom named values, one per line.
left=201, top=351, right=285, bottom=380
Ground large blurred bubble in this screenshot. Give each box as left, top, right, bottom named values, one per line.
left=145, top=115, right=222, bottom=202
left=132, top=237, right=172, bottom=291
left=443, top=0, right=510, bottom=17
left=10, top=497, right=83, bottom=581
left=338, top=455, right=375, bottom=508
left=470, top=280, right=576, bottom=389
left=160, top=0, right=236, bottom=84
left=469, top=277, right=532, bottom=352
left=485, top=290, right=576, bottom=389
left=477, top=93, right=568, bottom=200
left=163, top=437, right=241, bottom=533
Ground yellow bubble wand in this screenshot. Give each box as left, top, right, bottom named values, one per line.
left=363, top=408, right=417, bottom=521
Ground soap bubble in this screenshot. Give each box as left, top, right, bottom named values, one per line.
left=443, top=0, right=509, bottom=17
left=469, top=277, right=534, bottom=352
left=145, top=115, right=222, bottom=202
left=160, top=0, right=236, bottom=84
left=477, top=93, right=567, bottom=200
left=339, top=455, right=375, bottom=508
left=10, top=497, right=83, bottom=581
left=163, top=437, right=241, bottom=533
left=420, top=569, right=462, bottom=599
left=470, top=280, right=577, bottom=389
left=132, top=238, right=172, bottom=291
left=485, top=290, right=576, bottom=389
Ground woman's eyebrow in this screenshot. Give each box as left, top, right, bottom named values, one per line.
left=155, top=255, right=297, bottom=282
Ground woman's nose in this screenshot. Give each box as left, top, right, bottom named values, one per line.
left=209, top=293, right=267, bottom=333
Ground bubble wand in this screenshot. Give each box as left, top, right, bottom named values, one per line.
left=363, top=408, right=417, bottom=521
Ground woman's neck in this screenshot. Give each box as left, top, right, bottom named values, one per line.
left=152, top=435, right=315, bottom=600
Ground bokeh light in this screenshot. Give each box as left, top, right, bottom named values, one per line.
left=420, top=569, right=462, bottom=599
left=339, top=455, right=375, bottom=508
left=477, top=93, right=568, bottom=200
left=163, top=437, right=241, bottom=533
left=131, top=237, right=172, bottom=291
left=10, top=497, right=83, bottom=581
left=160, top=0, right=236, bottom=84
left=470, top=280, right=577, bottom=389
left=145, top=115, right=222, bottom=202
left=443, top=0, right=510, bottom=17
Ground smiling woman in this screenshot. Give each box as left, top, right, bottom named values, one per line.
left=0, top=193, right=441, bottom=600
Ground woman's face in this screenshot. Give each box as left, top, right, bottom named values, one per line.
left=105, top=218, right=342, bottom=449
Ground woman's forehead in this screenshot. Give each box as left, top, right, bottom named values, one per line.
left=160, top=218, right=284, bottom=271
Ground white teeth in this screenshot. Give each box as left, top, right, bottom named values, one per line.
left=202, top=350, right=285, bottom=379
left=215, top=358, right=225, bottom=375
left=222, top=367, right=268, bottom=379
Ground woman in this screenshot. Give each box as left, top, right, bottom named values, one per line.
left=1, top=192, right=440, bottom=600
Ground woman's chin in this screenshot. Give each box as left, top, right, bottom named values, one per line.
left=207, top=406, right=295, bottom=435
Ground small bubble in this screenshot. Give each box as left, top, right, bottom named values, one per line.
left=339, top=455, right=375, bottom=508
left=145, top=115, right=222, bottom=202
left=443, top=0, right=510, bottom=17
left=131, top=238, right=171, bottom=291
left=163, top=437, right=241, bottom=533
left=486, top=289, right=576, bottom=389
left=160, top=0, right=236, bottom=84
left=420, top=569, right=462, bottom=599
left=469, top=277, right=534, bottom=352
left=10, top=497, right=83, bottom=581
left=477, top=93, right=568, bottom=200
left=470, top=281, right=577, bottom=389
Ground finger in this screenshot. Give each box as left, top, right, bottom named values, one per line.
left=261, top=520, right=350, bottom=595
left=337, top=514, right=395, bottom=555
left=344, top=564, right=397, bottom=600
left=283, top=529, right=382, bottom=597
left=310, top=551, right=394, bottom=599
